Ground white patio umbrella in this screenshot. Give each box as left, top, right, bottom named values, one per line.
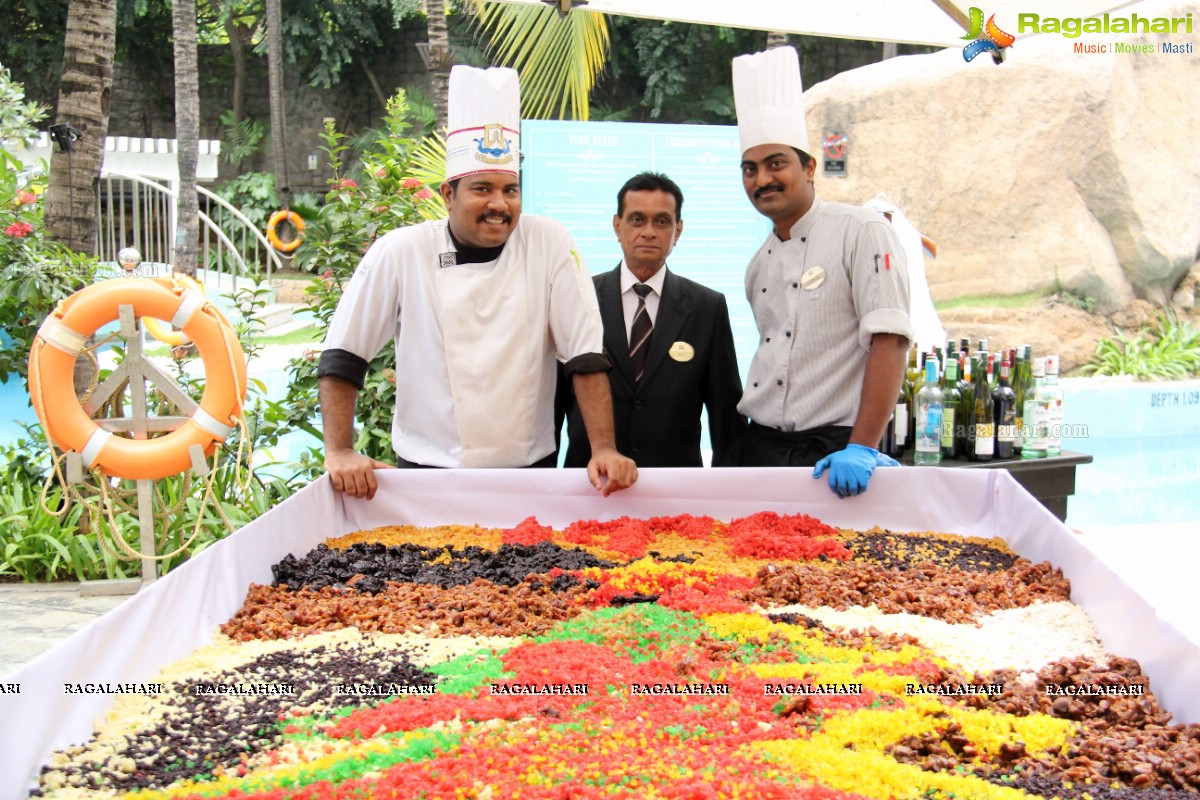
left=489, top=0, right=1146, bottom=47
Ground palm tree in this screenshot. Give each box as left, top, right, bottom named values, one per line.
left=265, top=0, right=290, bottom=205
left=44, top=0, right=118, bottom=254
left=425, top=0, right=452, bottom=131
left=174, top=0, right=200, bottom=277
left=471, top=1, right=609, bottom=120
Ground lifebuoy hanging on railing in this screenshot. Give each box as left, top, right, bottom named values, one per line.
left=266, top=209, right=305, bottom=253
left=27, top=277, right=248, bottom=481
left=142, top=274, right=220, bottom=346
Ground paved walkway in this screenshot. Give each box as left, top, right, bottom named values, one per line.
left=0, top=582, right=128, bottom=676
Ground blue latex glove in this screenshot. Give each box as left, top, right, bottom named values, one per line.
left=813, top=444, right=900, bottom=498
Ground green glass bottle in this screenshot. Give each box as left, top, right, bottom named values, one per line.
left=940, top=358, right=961, bottom=459
left=967, top=351, right=994, bottom=462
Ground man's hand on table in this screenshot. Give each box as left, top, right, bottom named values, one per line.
left=587, top=447, right=638, bottom=496
left=325, top=447, right=395, bottom=500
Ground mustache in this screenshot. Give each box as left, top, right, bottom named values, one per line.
left=476, top=212, right=513, bottom=224
left=754, top=184, right=785, bottom=200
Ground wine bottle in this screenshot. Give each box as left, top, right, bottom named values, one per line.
left=941, top=358, right=961, bottom=459
left=1021, top=357, right=1047, bottom=459
left=914, top=357, right=943, bottom=466
left=968, top=351, right=994, bottom=462
left=904, top=347, right=920, bottom=455
left=1042, top=354, right=1064, bottom=456
left=956, top=356, right=974, bottom=457
left=992, top=357, right=1017, bottom=459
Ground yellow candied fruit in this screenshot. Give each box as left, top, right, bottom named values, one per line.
left=328, top=523, right=504, bottom=550
left=753, top=738, right=1034, bottom=800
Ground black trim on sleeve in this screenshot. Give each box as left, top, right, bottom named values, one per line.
left=562, top=352, right=611, bottom=377
left=317, top=348, right=370, bottom=390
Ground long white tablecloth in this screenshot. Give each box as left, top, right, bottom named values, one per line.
left=2, top=467, right=1196, bottom=797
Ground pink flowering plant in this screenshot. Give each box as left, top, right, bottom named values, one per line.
left=0, top=65, right=97, bottom=390
left=260, top=89, right=446, bottom=474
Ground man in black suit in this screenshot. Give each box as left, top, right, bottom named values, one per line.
left=561, top=172, right=745, bottom=467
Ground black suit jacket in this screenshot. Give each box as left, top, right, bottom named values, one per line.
left=562, top=266, right=745, bottom=467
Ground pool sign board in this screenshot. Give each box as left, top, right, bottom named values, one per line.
left=521, top=120, right=771, bottom=379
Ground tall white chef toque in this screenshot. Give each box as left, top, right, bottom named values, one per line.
left=732, top=45, right=809, bottom=156
left=444, top=65, right=521, bottom=182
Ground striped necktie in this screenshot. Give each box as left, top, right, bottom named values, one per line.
left=629, top=283, right=653, bottom=382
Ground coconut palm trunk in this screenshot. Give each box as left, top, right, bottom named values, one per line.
left=265, top=0, right=290, bottom=205
left=173, top=0, right=200, bottom=277
left=426, top=0, right=451, bottom=132
left=44, top=0, right=117, bottom=254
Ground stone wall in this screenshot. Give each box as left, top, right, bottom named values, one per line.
left=107, top=19, right=432, bottom=195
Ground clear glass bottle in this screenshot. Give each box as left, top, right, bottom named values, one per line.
left=1042, top=354, right=1064, bottom=456
left=914, top=357, right=943, bottom=466
left=1021, top=357, right=1047, bottom=459
left=992, top=357, right=1017, bottom=459
left=940, top=358, right=961, bottom=459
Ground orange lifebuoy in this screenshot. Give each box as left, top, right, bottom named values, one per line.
left=28, top=277, right=248, bottom=481
left=266, top=210, right=304, bottom=253
left=143, top=274, right=210, bottom=346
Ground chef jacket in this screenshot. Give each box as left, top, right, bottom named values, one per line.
left=322, top=215, right=605, bottom=467
left=738, top=196, right=912, bottom=431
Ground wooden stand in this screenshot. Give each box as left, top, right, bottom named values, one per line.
left=73, top=303, right=210, bottom=595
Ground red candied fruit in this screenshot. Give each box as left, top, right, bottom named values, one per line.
left=501, top=516, right=555, bottom=545
left=726, top=511, right=850, bottom=561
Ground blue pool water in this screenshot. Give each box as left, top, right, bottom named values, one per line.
left=3, top=369, right=1198, bottom=526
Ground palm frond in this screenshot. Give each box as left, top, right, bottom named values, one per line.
left=411, top=132, right=448, bottom=221
left=472, top=2, right=609, bottom=120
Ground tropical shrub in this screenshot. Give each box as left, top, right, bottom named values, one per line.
left=1081, top=312, right=1200, bottom=380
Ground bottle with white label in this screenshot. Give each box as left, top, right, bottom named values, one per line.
left=1021, top=357, right=1047, bottom=459
left=967, top=351, right=994, bottom=462
left=914, top=357, right=943, bottom=466
left=1042, top=354, right=1064, bottom=456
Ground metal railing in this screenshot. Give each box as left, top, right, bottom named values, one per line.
left=95, top=170, right=283, bottom=288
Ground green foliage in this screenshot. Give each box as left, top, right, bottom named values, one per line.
left=269, top=0, right=401, bottom=90
left=218, top=109, right=267, bottom=168
left=1, top=68, right=99, bottom=391
left=1081, top=312, right=1200, bottom=380
left=591, top=19, right=764, bottom=123
left=215, top=171, right=280, bottom=229
left=269, top=90, right=444, bottom=472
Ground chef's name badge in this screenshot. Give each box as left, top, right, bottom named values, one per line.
left=800, top=266, right=825, bottom=291
left=669, top=342, right=695, bottom=362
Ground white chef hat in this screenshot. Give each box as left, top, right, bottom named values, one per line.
left=444, top=65, right=521, bottom=182
left=732, top=46, right=809, bottom=156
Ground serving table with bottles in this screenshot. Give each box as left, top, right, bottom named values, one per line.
left=901, top=449, right=1093, bottom=522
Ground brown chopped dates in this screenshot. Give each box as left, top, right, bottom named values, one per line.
left=222, top=576, right=590, bottom=641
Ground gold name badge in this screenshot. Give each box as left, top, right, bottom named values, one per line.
left=669, top=341, right=695, bottom=362
left=800, top=266, right=825, bottom=290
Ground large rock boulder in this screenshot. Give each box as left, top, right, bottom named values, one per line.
left=803, top=0, right=1200, bottom=312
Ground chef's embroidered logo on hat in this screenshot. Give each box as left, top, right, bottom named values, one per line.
left=474, top=123, right=515, bottom=164
left=961, top=8, right=1015, bottom=62
left=445, top=66, right=521, bottom=181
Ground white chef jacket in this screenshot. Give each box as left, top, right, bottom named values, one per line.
left=738, top=196, right=912, bottom=431
left=324, top=215, right=603, bottom=467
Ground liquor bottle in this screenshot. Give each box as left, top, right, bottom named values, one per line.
left=881, top=375, right=909, bottom=458
left=940, top=358, right=961, bottom=459
left=967, top=351, right=994, bottom=462
left=1021, top=357, right=1047, bottom=459
left=992, top=357, right=1017, bottom=459
left=1042, top=354, right=1064, bottom=456
left=956, top=355, right=974, bottom=456
left=986, top=352, right=996, bottom=391
left=914, top=357, right=943, bottom=466
left=904, top=347, right=921, bottom=453
left=1014, top=345, right=1032, bottom=454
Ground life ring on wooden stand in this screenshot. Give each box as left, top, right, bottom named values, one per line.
left=143, top=274, right=208, bottom=346
left=266, top=209, right=304, bottom=253
left=27, top=277, right=248, bottom=481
